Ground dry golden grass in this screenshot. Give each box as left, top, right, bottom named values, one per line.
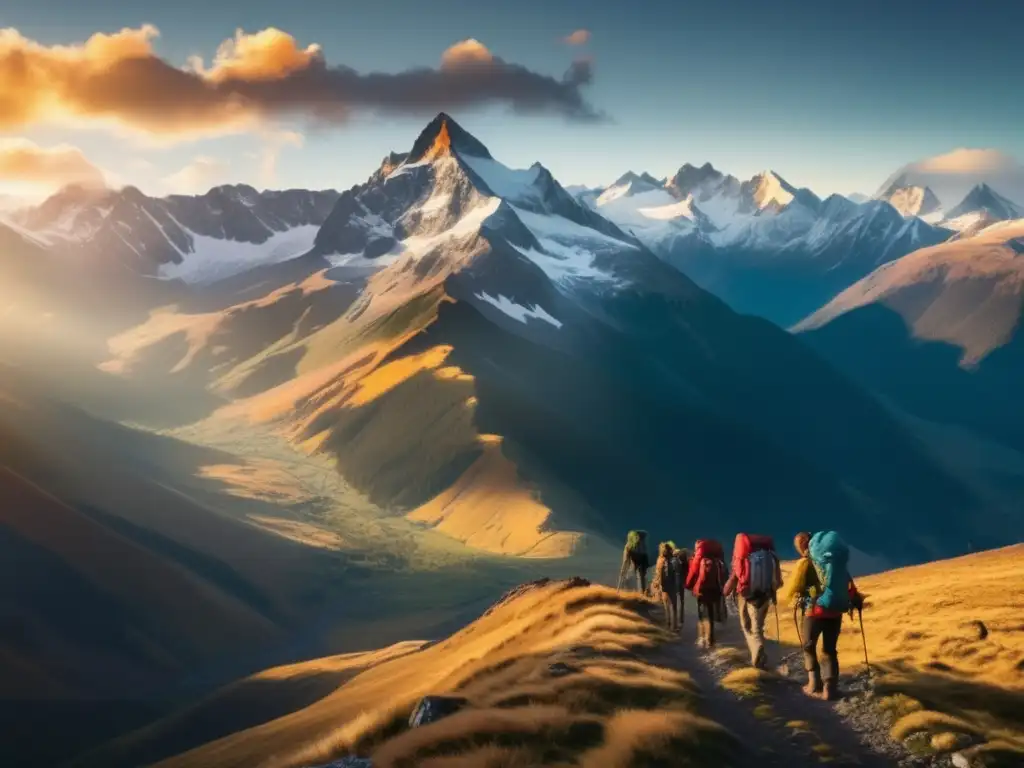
left=777, top=545, right=1024, bottom=761
left=150, top=581, right=733, bottom=768
left=777, top=545, right=1024, bottom=685
left=409, top=441, right=582, bottom=558
left=890, top=710, right=983, bottom=741
left=719, top=667, right=773, bottom=699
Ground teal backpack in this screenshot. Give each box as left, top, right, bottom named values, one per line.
left=808, top=531, right=851, bottom=612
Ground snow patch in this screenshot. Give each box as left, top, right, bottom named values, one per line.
left=474, top=291, right=562, bottom=328
left=157, top=224, right=320, bottom=284
left=510, top=206, right=631, bottom=283
left=460, top=155, right=543, bottom=203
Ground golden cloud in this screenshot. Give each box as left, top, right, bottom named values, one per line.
left=0, top=138, right=106, bottom=187
left=563, top=29, right=591, bottom=46
left=0, top=25, right=602, bottom=140
left=194, top=27, right=322, bottom=83
left=440, top=39, right=495, bottom=70
left=915, top=148, right=1018, bottom=175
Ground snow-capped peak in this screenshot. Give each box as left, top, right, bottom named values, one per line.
left=407, top=113, right=493, bottom=164
left=743, top=170, right=796, bottom=212
left=877, top=182, right=942, bottom=218
left=947, top=183, right=1023, bottom=221
left=317, top=113, right=651, bottom=302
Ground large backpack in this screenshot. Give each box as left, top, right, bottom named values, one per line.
left=690, top=539, right=726, bottom=599
left=671, top=550, right=688, bottom=593
left=658, top=552, right=680, bottom=594
left=733, top=533, right=778, bottom=600
left=808, top=531, right=852, bottom=612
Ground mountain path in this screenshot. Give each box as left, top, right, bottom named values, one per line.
left=649, top=603, right=911, bottom=768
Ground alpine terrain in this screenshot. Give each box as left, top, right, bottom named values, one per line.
left=795, top=218, right=1024, bottom=465
left=94, top=114, right=1005, bottom=566
left=578, top=162, right=952, bottom=326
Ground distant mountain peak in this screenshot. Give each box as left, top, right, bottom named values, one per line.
left=947, top=182, right=1023, bottom=221
left=408, top=113, right=492, bottom=163
left=610, top=171, right=663, bottom=191
left=878, top=182, right=942, bottom=218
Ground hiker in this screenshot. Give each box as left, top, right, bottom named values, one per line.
left=651, top=542, right=683, bottom=631
left=617, top=530, right=651, bottom=594
left=685, top=539, right=727, bottom=649
left=724, top=533, right=782, bottom=670
left=780, top=530, right=865, bottom=701
left=672, top=545, right=689, bottom=632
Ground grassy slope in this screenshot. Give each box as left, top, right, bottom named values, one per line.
left=95, top=546, right=1024, bottom=768
left=84, top=581, right=733, bottom=768
left=774, top=545, right=1024, bottom=764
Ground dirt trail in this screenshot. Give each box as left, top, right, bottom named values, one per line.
left=651, top=602, right=904, bottom=767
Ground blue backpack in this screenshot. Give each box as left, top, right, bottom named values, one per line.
left=809, top=531, right=851, bottom=612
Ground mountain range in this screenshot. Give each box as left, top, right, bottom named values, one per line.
left=3, top=113, right=1024, bottom=766
left=576, top=161, right=1024, bottom=327
left=5, top=183, right=339, bottom=284
left=13, top=113, right=1011, bottom=562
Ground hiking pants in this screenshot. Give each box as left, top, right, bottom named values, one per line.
left=738, top=596, right=771, bottom=667
left=635, top=567, right=648, bottom=595
left=802, top=615, right=842, bottom=685
left=697, top=598, right=717, bottom=647
left=662, top=588, right=680, bottom=630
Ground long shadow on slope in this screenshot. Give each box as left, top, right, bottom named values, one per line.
left=353, top=289, right=981, bottom=564
left=798, top=303, right=1024, bottom=454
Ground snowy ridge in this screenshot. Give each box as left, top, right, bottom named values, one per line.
left=10, top=184, right=339, bottom=282
left=583, top=161, right=952, bottom=260
left=314, top=115, right=648, bottom=307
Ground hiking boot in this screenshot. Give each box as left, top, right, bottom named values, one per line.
left=803, top=671, right=822, bottom=696
left=820, top=679, right=839, bottom=701
left=754, top=647, right=768, bottom=670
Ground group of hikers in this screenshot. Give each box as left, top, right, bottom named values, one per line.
left=617, top=529, right=865, bottom=701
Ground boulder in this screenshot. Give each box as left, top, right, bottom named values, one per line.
left=548, top=662, right=576, bottom=678
left=408, top=695, right=469, bottom=728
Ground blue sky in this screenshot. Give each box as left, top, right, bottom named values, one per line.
left=3, top=0, right=1023, bottom=199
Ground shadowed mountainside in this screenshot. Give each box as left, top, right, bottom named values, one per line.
left=95, top=115, right=1005, bottom=568
left=796, top=221, right=1024, bottom=455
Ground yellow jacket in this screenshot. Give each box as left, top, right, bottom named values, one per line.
left=779, top=556, right=820, bottom=607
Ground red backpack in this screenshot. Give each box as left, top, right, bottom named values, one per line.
left=687, top=539, right=726, bottom=599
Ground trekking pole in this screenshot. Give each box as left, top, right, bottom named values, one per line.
left=793, top=603, right=803, bottom=646
left=773, top=601, right=781, bottom=642
left=857, top=607, right=872, bottom=676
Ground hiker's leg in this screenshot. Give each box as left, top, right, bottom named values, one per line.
left=706, top=599, right=717, bottom=647
left=676, top=592, right=684, bottom=629
left=821, top=616, right=842, bottom=699
left=667, top=589, right=679, bottom=629
left=752, top=599, right=770, bottom=668
left=637, top=568, right=648, bottom=595
left=802, top=615, right=823, bottom=693
left=739, top=596, right=754, bottom=634
left=661, top=594, right=674, bottom=629
left=696, top=600, right=709, bottom=647
left=738, top=597, right=758, bottom=663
